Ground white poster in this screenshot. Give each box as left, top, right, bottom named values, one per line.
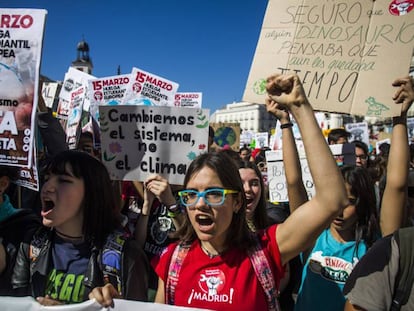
left=56, top=67, right=95, bottom=119
left=345, top=121, right=370, bottom=147
left=99, top=105, right=210, bottom=184
left=174, top=92, right=203, bottom=108
left=122, top=67, right=179, bottom=107
left=254, top=132, right=269, bottom=149
left=0, top=8, right=47, bottom=167
left=66, top=86, right=85, bottom=149
left=88, top=73, right=131, bottom=123
left=266, top=143, right=355, bottom=202
left=41, top=81, right=61, bottom=109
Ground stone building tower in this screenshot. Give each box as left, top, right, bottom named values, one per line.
left=71, top=38, right=93, bottom=74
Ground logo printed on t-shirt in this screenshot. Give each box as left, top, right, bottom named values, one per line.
left=45, top=268, right=85, bottom=303
left=187, top=268, right=235, bottom=304
left=198, top=268, right=225, bottom=295
left=308, top=251, right=358, bottom=284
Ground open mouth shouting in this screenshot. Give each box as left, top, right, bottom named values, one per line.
left=41, top=197, right=55, bottom=216
left=245, top=197, right=254, bottom=209
left=195, top=214, right=214, bottom=231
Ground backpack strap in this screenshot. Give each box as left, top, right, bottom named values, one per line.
left=247, top=235, right=280, bottom=311
left=166, top=243, right=190, bottom=305
left=100, top=230, right=127, bottom=297
left=391, top=227, right=414, bottom=311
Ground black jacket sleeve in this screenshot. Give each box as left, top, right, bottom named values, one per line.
left=123, top=239, right=149, bottom=301
left=10, top=240, right=32, bottom=296
left=37, top=110, right=68, bottom=158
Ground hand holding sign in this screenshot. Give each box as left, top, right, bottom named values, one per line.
left=392, top=76, right=414, bottom=115
left=266, top=74, right=309, bottom=110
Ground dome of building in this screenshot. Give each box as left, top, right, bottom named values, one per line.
left=77, top=40, right=89, bottom=52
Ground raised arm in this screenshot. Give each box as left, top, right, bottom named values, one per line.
left=380, top=76, right=414, bottom=236
left=267, top=74, right=348, bottom=265
left=134, top=175, right=182, bottom=245
left=265, top=98, right=308, bottom=213
left=134, top=183, right=154, bottom=247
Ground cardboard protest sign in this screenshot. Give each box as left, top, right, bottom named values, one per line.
left=243, top=0, right=414, bottom=117
left=174, top=92, right=203, bottom=108
left=0, top=8, right=47, bottom=167
left=209, top=122, right=241, bottom=151
left=56, top=67, right=95, bottom=119
left=266, top=143, right=355, bottom=202
left=99, top=105, right=210, bottom=184
left=66, top=86, right=85, bottom=149
left=122, top=67, right=179, bottom=106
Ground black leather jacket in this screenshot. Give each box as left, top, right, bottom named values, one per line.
left=11, top=228, right=149, bottom=302
left=0, top=209, right=41, bottom=296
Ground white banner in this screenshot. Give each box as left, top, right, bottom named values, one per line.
left=0, top=8, right=47, bottom=167
left=99, top=105, right=210, bottom=184
left=0, top=296, right=210, bottom=311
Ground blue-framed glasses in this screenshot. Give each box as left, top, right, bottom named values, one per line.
left=178, top=188, right=239, bottom=207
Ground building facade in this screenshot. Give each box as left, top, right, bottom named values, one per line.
left=211, top=101, right=278, bottom=133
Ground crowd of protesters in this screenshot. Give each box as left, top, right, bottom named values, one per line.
left=0, top=73, right=414, bottom=311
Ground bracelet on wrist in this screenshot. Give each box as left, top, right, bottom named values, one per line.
left=167, top=204, right=182, bottom=218
left=167, top=204, right=179, bottom=212
left=167, top=209, right=182, bottom=218
left=280, top=122, right=293, bottom=129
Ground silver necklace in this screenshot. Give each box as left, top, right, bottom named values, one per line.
left=200, top=244, right=221, bottom=258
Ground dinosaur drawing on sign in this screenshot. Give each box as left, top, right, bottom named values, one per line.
left=365, top=97, right=389, bottom=116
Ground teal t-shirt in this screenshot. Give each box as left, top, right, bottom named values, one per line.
left=294, top=228, right=368, bottom=311
left=0, top=194, right=18, bottom=223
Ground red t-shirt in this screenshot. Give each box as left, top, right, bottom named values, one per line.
left=153, top=224, right=283, bottom=311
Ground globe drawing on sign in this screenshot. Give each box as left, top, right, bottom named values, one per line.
left=253, top=78, right=266, bottom=95
left=214, top=127, right=236, bottom=147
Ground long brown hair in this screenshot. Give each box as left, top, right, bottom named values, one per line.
left=238, top=160, right=270, bottom=230
left=173, top=152, right=255, bottom=250
left=43, top=150, right=120, bottom=248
